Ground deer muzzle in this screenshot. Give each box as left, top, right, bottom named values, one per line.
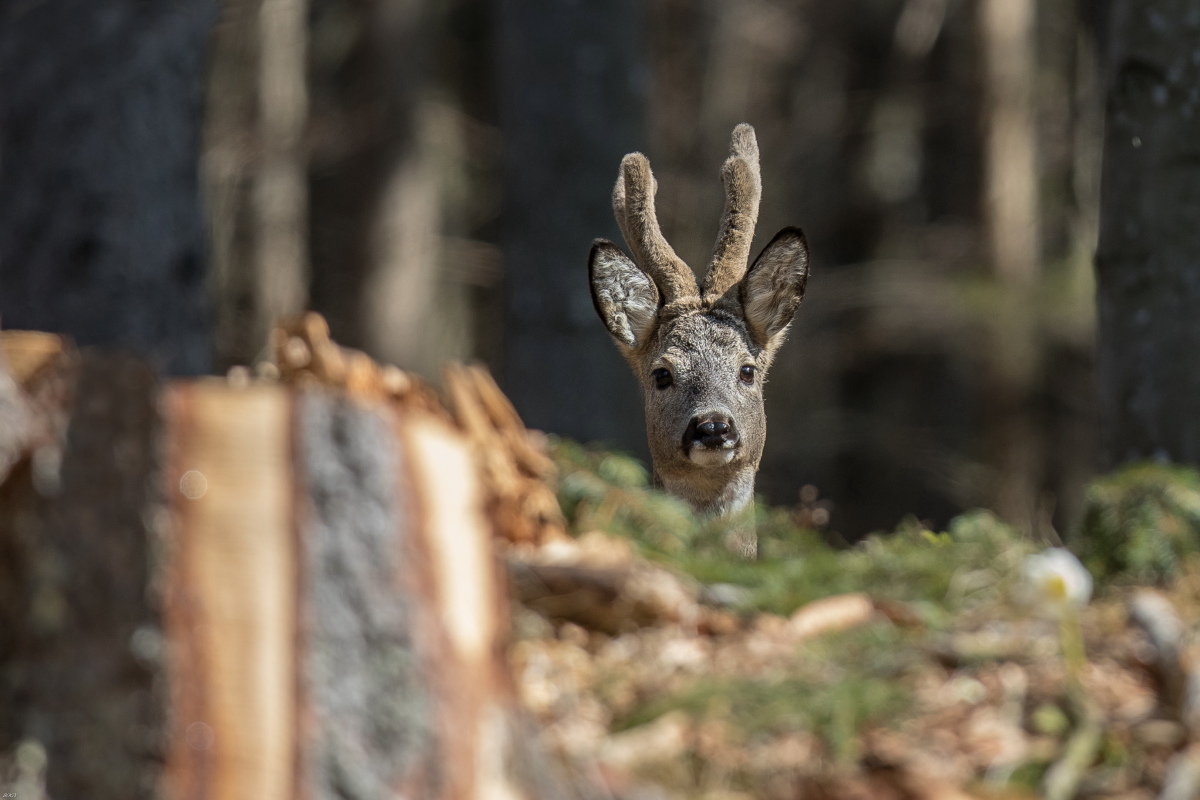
left=684, top=412, right=739, bottom=465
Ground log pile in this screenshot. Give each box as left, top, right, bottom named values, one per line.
left=0, top=318, right=585, bottom=800
left=445, top=362, right=566, bottom=548
left=270, top=312, right=566, bottom=546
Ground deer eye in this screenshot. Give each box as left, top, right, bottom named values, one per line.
left=652, top=368, right=673, bottom=390
left=739, top=365, right=756, bottom=385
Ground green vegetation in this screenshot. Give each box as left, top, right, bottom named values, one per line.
left=552, top=437, right=1033, bottom=620
left=546, top=442, right=1200, bottom=794
left=1076, top=461, right=1200, bottom=584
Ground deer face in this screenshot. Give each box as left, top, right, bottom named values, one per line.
left=589, top=125, right=810, bottom=517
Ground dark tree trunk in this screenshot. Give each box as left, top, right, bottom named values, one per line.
left=495, top=0, right=649, bottom=452
left=0, top=0, right=217, bottom=376
left=1096, top=0, right=1200, bottom=465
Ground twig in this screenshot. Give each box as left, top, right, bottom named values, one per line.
left=1129, top=590, right=1187, bottom=714
left=1042, top=698, right=1103, bottom=800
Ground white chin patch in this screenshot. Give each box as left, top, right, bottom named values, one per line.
left=687, top=447, right=736, bottom=467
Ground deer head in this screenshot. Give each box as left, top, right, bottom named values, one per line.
left=588, top=124, right=810, bottom=547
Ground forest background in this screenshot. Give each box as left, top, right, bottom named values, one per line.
left=1, top=0, right=1192, bottom=540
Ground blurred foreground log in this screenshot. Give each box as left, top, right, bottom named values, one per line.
left=0, top=323, right=584, bottom=799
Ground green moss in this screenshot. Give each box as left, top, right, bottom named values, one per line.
left=1030, top=703, right=1070, bottom=737
left=1076, top=461, right=1200, bottom=584
left=1004, top=760, right=1052, bottom=791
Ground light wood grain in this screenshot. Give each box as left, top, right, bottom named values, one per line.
left=164, top=382, right=296, bottom=800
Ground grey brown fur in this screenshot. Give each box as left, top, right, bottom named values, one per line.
left=589, top=124, right=810, bottom=557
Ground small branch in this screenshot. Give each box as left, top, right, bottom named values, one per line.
left=1041, top=703, right=1103, bottom=800
left=1129, top=590, right=1187, bottom=714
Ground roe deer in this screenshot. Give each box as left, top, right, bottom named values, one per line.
left=588, top=124, right=810, bottom=557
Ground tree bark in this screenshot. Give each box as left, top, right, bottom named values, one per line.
left=1095, top=0, right=1200, bottom=465
left=495, top=0, right=650, bottom=453
left=0, top=352, right=166, bottom=798
left=0, top=0, right=217, bottom=376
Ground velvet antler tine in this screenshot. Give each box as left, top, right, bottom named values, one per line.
left=619, top=153, right=698, bottom=304
left=702, top=124, right=762, bottom=302
left=729, top=122, right=760, bottom=167
left=611, top=169, right=635, bottom=255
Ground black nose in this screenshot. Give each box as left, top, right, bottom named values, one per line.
left=685, top=413, right=739, bottom=449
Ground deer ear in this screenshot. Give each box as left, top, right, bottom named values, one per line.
left=589, top=239, right=660, bottom=348
left=741, top=227, right=810, bottom=349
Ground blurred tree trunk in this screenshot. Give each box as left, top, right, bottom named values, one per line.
left=204, top=0, right=310, bottom=369
left=0, top=0, right=217, bottom=376
left=979, top=0, right=1041, bottom=528
left=495, top=0, right=649, bottom=451
left=307, top=0, right=475, bottom=376
left=307, top=0, right=420, bottom=358
left=307, top=0, right=420, bottom=356
left=1095, top=0, right=1200, bottom=465
left=981, top=0, right=1040, bottom=287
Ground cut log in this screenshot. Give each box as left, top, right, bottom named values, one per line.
left=162, top=380, right=297, bottom=797
left=0, top=330, right=589, bottom=799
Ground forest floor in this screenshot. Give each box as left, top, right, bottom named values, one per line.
left=503, top=446, right=1200, bottom=800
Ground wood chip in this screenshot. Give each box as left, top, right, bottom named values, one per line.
left=269, top=312, right=445, bottom=415
left=0, top=331, right=76, bottom=486
left=788, top=592, right=876, bottom=641
left=0, top=331, right=68, bottom=387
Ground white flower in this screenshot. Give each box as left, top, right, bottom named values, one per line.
left=1019, top=548, right=1093, bottom=611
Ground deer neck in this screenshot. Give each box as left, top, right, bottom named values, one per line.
left=655, top=462, right=756, bottom=518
